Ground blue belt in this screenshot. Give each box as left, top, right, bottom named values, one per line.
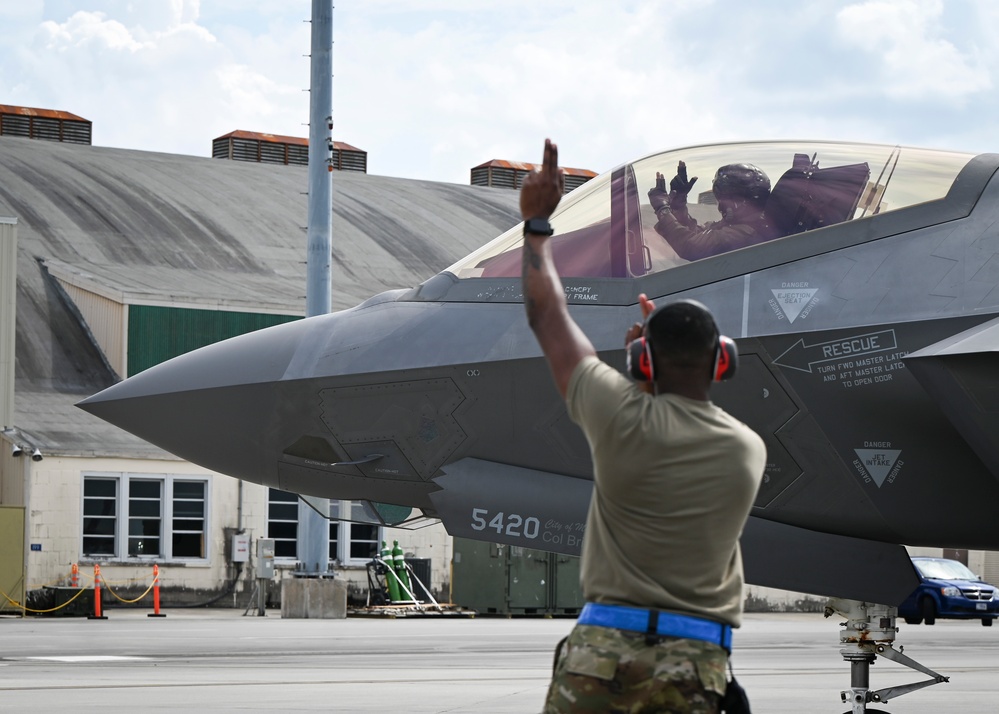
left=578, top=602, right=732, bottom=651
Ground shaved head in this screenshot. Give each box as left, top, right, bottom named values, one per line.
left=646, top=300, right=719, bottom=378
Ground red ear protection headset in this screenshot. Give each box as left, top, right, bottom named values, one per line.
left=713, top=335, right=739, bottom=382
left=627, top=335, right=737, bottom=382
left=626, top=301, right=738, bottom=383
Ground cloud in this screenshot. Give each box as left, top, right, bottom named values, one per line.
left=38, top=11, right=144, bottom=52
left=0, top=7, right=308, bottom=157
left=331, top=2, right=727, bottom=181
left=835, top=0, right=991, bottom=101
left=2, top=1, right=999, bottom=182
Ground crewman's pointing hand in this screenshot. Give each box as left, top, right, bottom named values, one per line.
left=520, top=139, right=565, bottom=223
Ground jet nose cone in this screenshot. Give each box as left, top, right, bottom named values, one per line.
left=77, top=317, right=322, bottom=479
left=81, top=316, right=317, bottom=408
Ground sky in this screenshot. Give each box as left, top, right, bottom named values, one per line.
left=0, top=0, right=997, bottom=184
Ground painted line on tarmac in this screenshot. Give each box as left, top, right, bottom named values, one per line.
left=0, top=675, right=548, bottom=692
left=12, top=656, right=152, bottom=663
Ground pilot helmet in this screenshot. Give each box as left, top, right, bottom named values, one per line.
left=712, top=164, right=771, bottom=207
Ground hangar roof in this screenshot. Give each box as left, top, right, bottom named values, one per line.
left=0, top=135, right=520, bottom=457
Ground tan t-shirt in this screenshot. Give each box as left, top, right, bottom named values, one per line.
left=567, top=356, right=766, bottom=627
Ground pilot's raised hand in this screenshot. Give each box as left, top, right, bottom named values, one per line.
left=520, top=139, right=565, bottom=225
left=669, top=161, right=698, bottom=209
left=648, top=172, right=671, bottom=213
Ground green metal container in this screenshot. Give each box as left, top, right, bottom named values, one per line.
left=452, top=537, right=583, bottom=615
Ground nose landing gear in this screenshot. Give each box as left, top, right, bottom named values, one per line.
left=826, top=599, right=949, bottom=713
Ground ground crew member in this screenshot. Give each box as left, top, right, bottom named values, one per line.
left=521, top=139, right=766, bottom=713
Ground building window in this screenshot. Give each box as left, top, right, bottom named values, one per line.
left=267, top=488, right=299, bottom=559
left=172, top=481, right=207, bottom=558
left=82, top=477, right=118, bottom=556
left=81, top=474, right=209, bottom=562
left=267, top=488, right=381, bottom=566
left=331, top=501, right=381, bottom=562
left=128, top=479, right=161, bottom=557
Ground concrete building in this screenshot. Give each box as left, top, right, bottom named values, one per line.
left=0, top=132, right=520, bottom=610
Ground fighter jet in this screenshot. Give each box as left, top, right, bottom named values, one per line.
left=80, top=139, right=999, bottom=710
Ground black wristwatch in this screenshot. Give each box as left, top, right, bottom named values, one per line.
left=523, top=217, right=554, bottom=236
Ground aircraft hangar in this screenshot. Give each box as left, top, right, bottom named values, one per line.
left=0, top=127, right=522, bottom=609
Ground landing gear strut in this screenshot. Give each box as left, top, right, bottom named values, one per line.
left=826, top=599, right=949, bottom=713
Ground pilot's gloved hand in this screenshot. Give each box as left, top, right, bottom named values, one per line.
left=648, top=172, right=671, bottom=213
left=669, top=161, right=698, bottom=209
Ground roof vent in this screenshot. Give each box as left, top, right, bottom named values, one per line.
left=0, top=104, right=92, bottom=145
left=212, top=130, right=366, bottom=172
left=471, top=159, right=596, bottom=193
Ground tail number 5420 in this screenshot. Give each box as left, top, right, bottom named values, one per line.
left=470, top=508, right=540, bottom=539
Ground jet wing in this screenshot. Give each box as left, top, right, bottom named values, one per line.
left=741, top=518, right=919, bottom=605
left=905, top=316, right=999, bottom=479
left=430, top=458, right=920, bottom=605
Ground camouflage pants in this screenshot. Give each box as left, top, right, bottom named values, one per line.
left=543, top=624, right=728, bottom=713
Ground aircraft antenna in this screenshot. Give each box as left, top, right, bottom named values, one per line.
left=873, top=146, right=901, bottom=215
left=860, top=145, right=901, bottom=218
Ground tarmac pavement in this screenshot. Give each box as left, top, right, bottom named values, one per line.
left=1, top=609, right=997, bottom=712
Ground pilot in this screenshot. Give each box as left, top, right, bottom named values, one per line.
left=650, top=161, right=777, bottom=260
left=521, top=139, right=765, bottom=713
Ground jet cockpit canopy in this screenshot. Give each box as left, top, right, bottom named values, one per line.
left=446, top=141, right=974, bottom=281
